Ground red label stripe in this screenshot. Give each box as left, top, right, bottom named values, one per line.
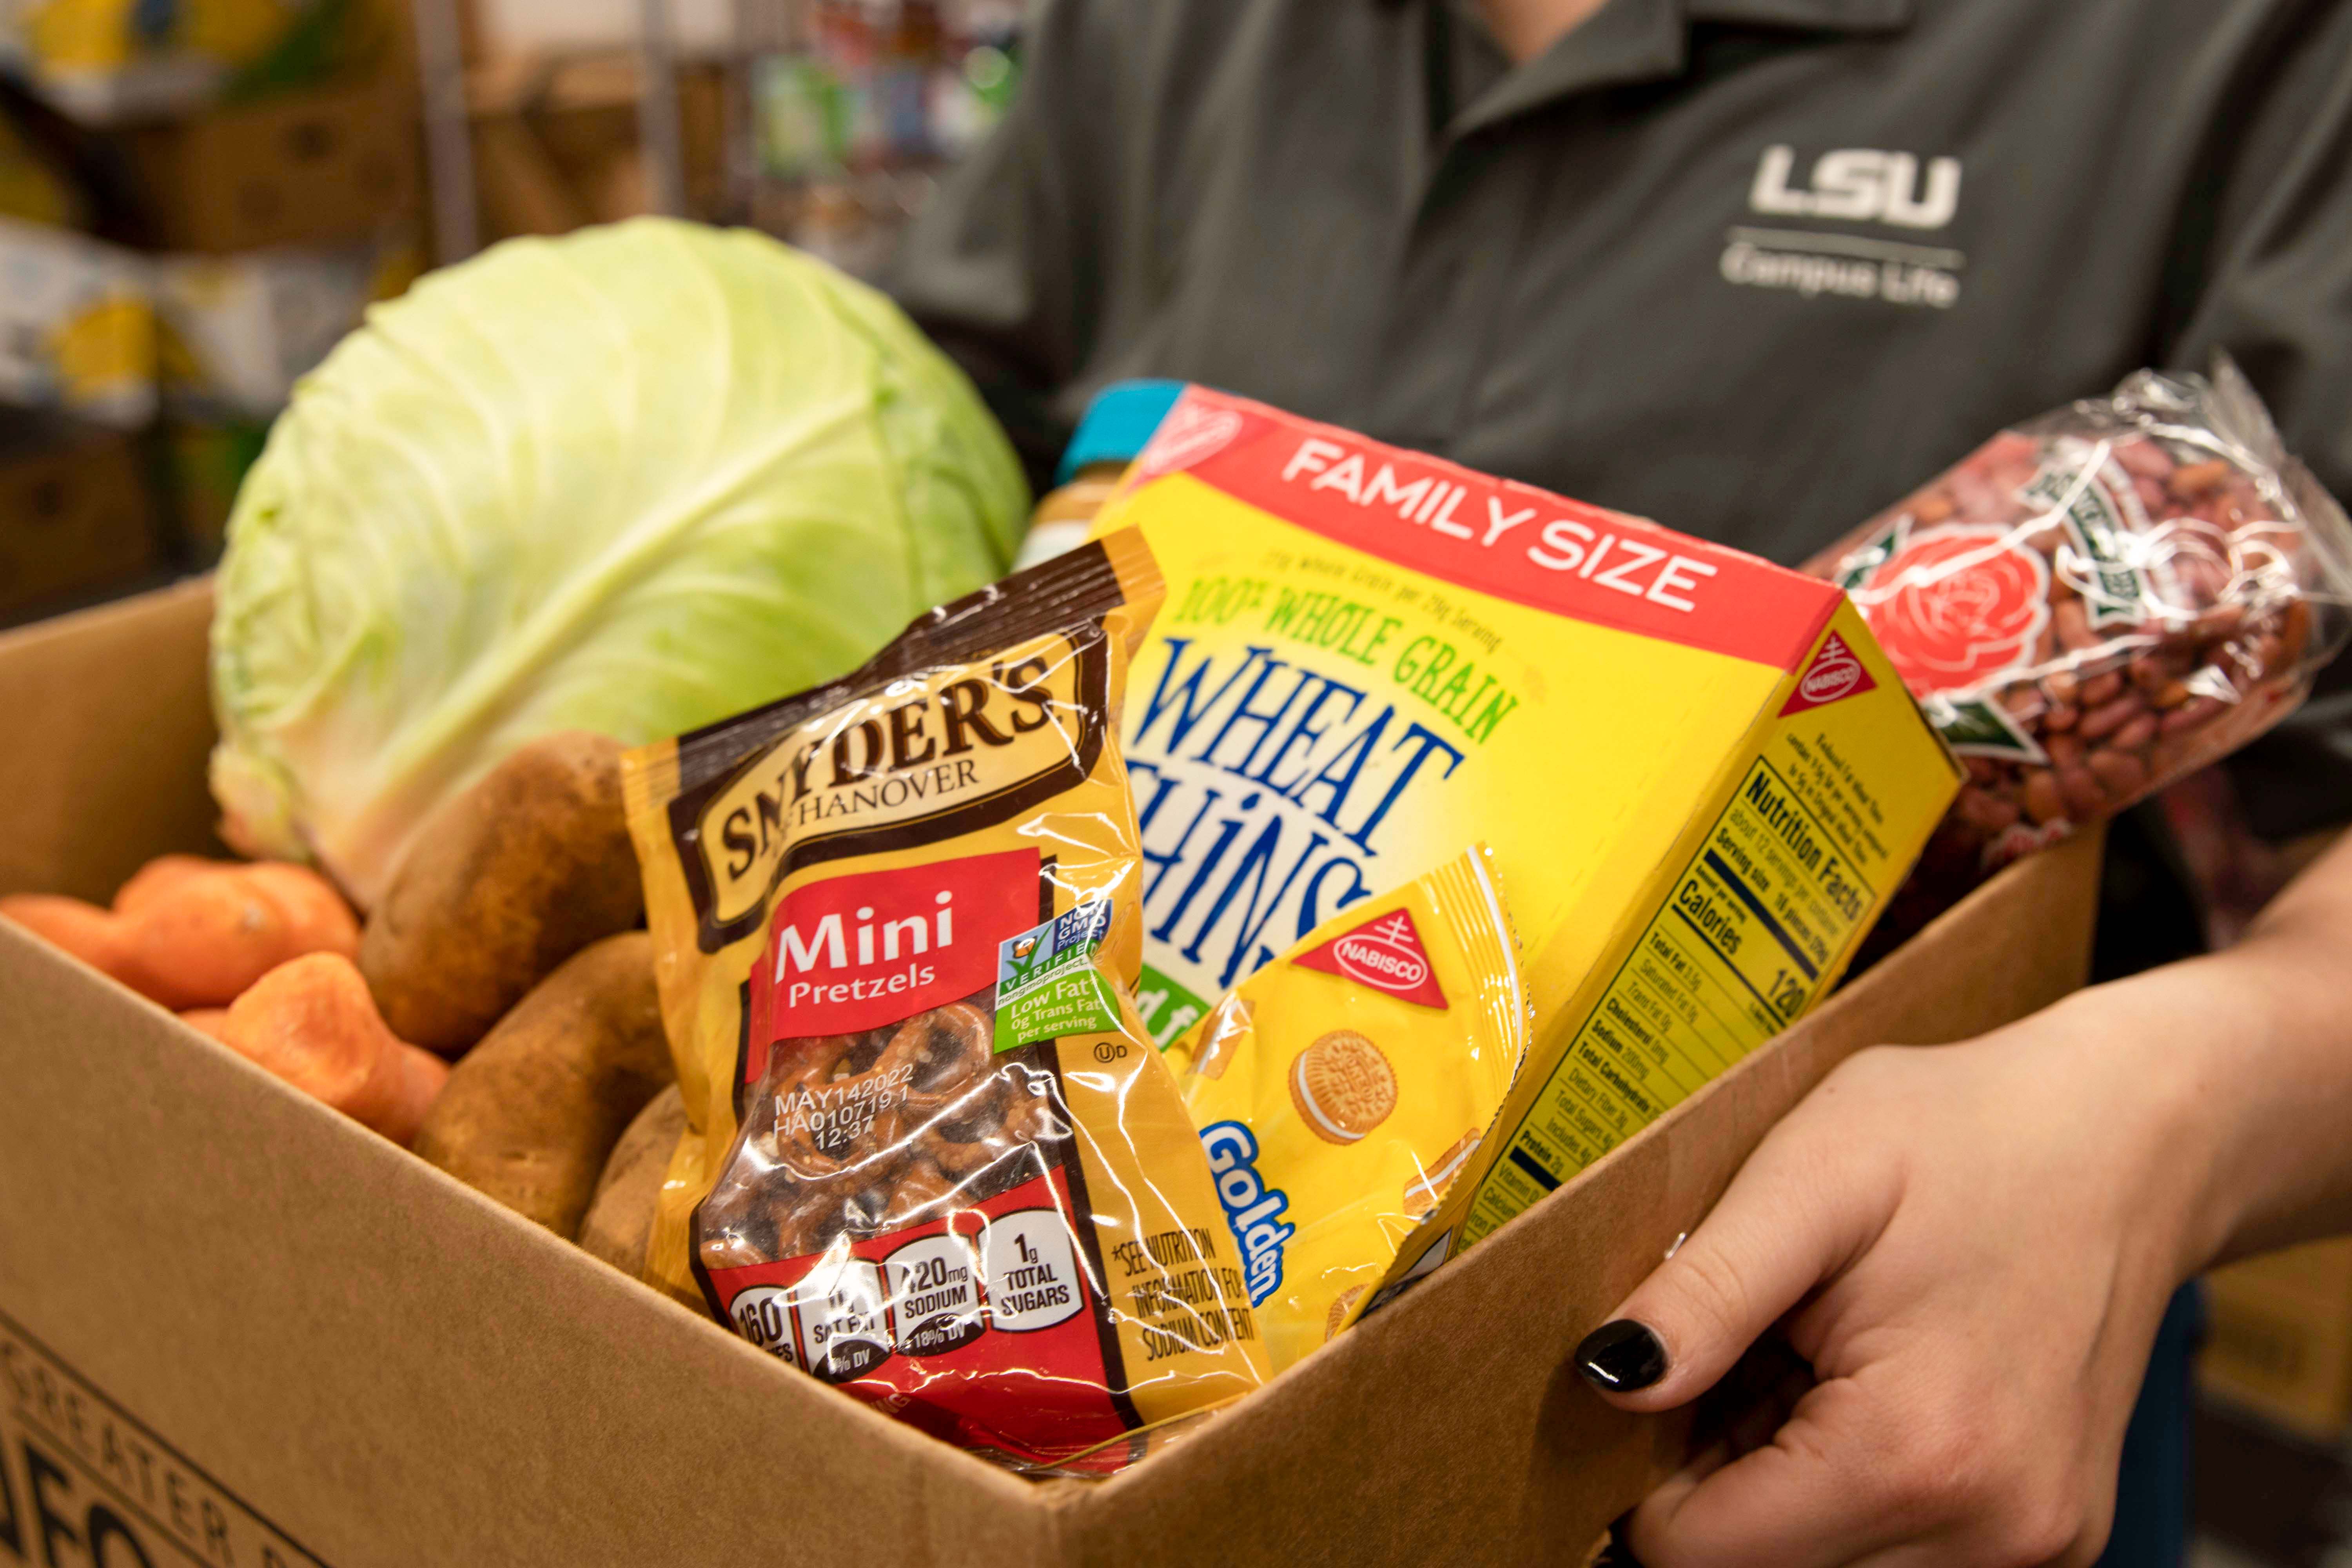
left=1133, top=388, right=1838, bottom=671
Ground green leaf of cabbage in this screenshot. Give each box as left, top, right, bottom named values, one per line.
left=209, top=218, right=1027, bottom=906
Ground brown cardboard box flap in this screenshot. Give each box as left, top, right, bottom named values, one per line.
left=2200, top=1238, right=2352, bottom=1441
left=0, top=425, right=163, bottom=623
left=0, top=583, right=2102, bottom=1565
left=122, top=74, right=423, bottom=254
left=0, top=927, right=1064, bottom=1566
left=0, top=576, right=215, bottom=901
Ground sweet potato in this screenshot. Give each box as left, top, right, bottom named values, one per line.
left=577, top=1085, right=686, bottom=1278
left=0, top=894, right=140, bottom=986
left=359, top=731, right=643, bottom=1057
left=214, top=953, right=449, bottom=1145
left=178, top=1007, right=233, bottom=1044
left=237, top=862, right=363, bottom=956
left=132, top=873, right=317, bottom=1008
left=113, top=854, right=226, bottom=914
left=1, top=857, right=358, bottom=1009
left=412, top=932, right=673, bottom=1238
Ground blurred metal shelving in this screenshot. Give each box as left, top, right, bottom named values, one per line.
left=409, top=0, right=1017, bottom=274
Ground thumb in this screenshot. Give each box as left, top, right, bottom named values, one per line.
left=1572, top=1132, right=1891, bottom=1414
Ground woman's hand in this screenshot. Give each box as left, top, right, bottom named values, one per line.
left=1578, top=974, right=2245, bottom=1567
left=1575, top=832, right=2352, bottom=1564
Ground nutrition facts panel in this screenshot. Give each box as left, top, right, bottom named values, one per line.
left=1464, top=754, right=1876, bottom=1241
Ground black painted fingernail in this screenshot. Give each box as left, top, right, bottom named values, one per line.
left=1576, top=1320, right=1668, bottom=1391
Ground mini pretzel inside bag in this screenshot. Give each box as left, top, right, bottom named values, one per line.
left=623, top=532, right=1267, bottom=1470
left=704, top=996, right=1066, bottom=1273
left=1808, top=359, right=2352, bottom=941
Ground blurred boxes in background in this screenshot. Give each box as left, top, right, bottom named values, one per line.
left=0, top=105, right=88, bottom=226
left=120, top=72, right=422, bottom=251
left=156, top=226, right=417, bottom=414
left=0, top=0, right=393, bottom=125
left=744, top=0, right=1020, bottom=276
left=0, top=214, right=156, bottom=426
left=2201, top=1239, right=2352, bottom=1443
left=160, top=412, right=266, bottom=560
left=0, top=413, right=161, bottom=619
left=5, top=0, right=1035, bottom=584
left=152, top=229, right=416, bottom=559
left=0, top=7, right=423, bottom=572
left=468, top=54, right=727, bottom=239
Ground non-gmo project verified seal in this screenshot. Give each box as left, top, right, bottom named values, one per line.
left=993, top=902, right=1122, bottom=1052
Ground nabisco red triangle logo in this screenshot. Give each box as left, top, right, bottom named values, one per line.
left=1292, top=907, right=1448, bottom=1009
left=1779, top=629, right=1878, bottom=716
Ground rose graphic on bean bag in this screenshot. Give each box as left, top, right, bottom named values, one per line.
left=1859, top=525, right=2051, bottom=693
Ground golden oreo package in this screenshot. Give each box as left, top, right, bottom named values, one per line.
left=622, top=532, right=1267, bottom=1470
left=1171, top=846, right=1528, bottom=1371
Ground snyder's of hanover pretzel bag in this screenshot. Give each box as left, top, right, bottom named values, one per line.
left=623, top=534, right=1267, bottom=1469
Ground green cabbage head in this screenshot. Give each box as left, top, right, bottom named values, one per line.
left=209, top=218, right=1027, bottom=906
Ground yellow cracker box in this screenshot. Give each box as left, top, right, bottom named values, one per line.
left=1171, top=845, right=1528, bottom=1372
left=1090, top=388, right=1962, bottom=1269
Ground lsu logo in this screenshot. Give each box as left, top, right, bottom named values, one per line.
left=1750, top=145, right=1962, bottom=230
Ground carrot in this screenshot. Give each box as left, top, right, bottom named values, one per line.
left=0, top=894, right=139, bottom=985
left=216, top=953, right=449, bottom=1144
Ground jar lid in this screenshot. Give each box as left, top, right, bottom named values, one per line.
left=1053, top=380, right=1187, bottom=485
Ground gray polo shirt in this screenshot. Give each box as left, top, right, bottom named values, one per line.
left=889, top=0, right=2352, bottom=837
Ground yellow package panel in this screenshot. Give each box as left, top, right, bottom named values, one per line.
left=1102, top=469, right=1792, bottom=1027
left=1454, top=614, right=1959, bottom=1250
left=1175, top=847, right=1527, bottom=1372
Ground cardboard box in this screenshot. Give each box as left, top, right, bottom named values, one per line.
left=2200, top=1238, right=2352, bottom=1442
left=0, top=581, right=2102, bottom=1566
left=0, top=216, right=155, bottom=428
left=467, top=58, right=730, bottom=243
left=121, top=75, right=421, bottom=253
left=0, top=418, right=160, bottom=619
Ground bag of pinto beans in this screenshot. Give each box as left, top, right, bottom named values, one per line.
left=1808, top=359, right=2352, bottom=942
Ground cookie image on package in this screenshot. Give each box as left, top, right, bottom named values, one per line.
left=1287, top=1029, right=1397, bottom=1144
left=1325, top=1284, right=1369, bottom=1342
left=1403, top=1127, right=1483, bottom=1218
